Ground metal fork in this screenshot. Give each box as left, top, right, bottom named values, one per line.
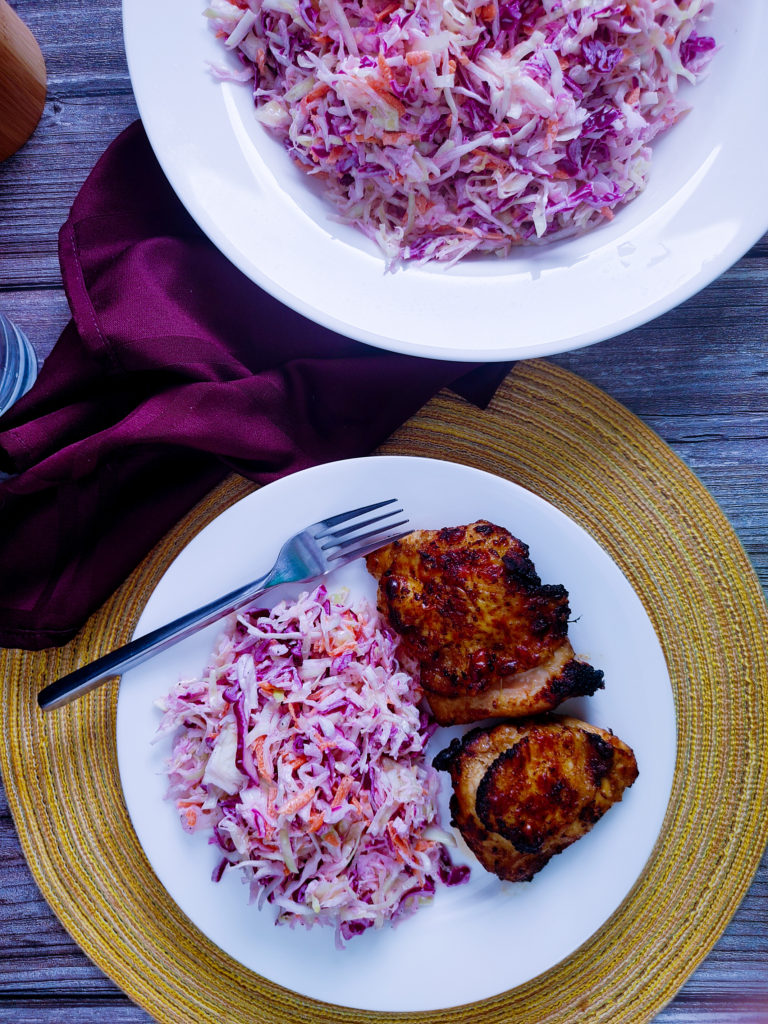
left=38, top=499, right=410, bottom=712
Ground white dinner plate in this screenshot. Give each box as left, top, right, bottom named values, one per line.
left=117, top=456, right=676, bottom=1012
left=122, top=0, right=767, bottom=361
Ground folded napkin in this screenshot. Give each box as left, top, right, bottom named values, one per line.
left=0, top=122, right=508, bottom=650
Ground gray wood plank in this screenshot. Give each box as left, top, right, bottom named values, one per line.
left=0, top=1007, right=149, bottom=1024
left=1, top=1001, right=149, bottom=1024
left=0, top=93, right=139, bottom=289
left=9, top=0, right=131, bottom=97
left=1, top=0, right=766, bottom=1020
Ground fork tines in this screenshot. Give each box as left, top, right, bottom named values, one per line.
left=315, top=498, right=398, bottom=531
left=315, top=498, right=411, bottom=561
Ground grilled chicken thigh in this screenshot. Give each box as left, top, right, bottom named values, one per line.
left=433, top=716, right=638, bottom=882
left=366, top=521, right=604, bottom=725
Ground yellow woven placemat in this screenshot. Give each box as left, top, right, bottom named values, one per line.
left=2, top=361, right=767, bottom=1023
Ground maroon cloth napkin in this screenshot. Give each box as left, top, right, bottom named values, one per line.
left=0, top=121, right=508, bottom=650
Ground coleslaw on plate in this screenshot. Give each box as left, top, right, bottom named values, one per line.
left=157, top=585, right=468, bottom=944
left=205, top=0, right=716, bottom=266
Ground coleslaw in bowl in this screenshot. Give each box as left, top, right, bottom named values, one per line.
left=205, top=0, right=716, bottom=267
left=124, top=0, right=767, bottom=360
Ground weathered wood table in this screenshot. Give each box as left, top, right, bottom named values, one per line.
left=1, top=1, right=766, bottom=1020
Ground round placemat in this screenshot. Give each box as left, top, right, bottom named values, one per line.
left=2, top=361, right=767, bottom=1024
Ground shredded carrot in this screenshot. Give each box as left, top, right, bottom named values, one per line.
left=304, top=685, right=336, bottom=703
left=325, top=639, right=358, bottom=657
left=306, top=81, right=331, bottom=102
left=381, top=130, right=417, bottom=145
left=350, top=795, right=368, bottom=816
left=331, top=775, right=354, bottom=809
left=308, top=810, right=326, bottom=832
left=287, top=702, right=301, bottom=728
left=377, top=52, right=392, bottom=82
left=370, top=81, right=406, bottom=115
left=324, top=145, right=346, bottom=164
left=315, top=736, right=338, bottom=752
left=453, top=224, right=508, bottom=241
left=253, top=735, right=269, bottom=778
left=277, top=787, right=316, bottom=817
left=386, top=821, right=412, bottom=862
left=474, top=149, right=512, bottom=171
left=406, top=50, right=430, bottom=65
left=374, top=1, right=399, bottom=20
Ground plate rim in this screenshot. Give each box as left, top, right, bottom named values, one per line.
left=3, top=362, right=767, bottom=1024
left=115, top=452, right=677, bottom=1012
left=120, top=0, right=768, bottom=361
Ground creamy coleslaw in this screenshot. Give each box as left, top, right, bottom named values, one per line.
left=157, top=585, right=467, bottom=943
left=205, top=0, right=715, bottom=266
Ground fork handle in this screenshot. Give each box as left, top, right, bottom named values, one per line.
left=37, top=572, right=274, bottom=712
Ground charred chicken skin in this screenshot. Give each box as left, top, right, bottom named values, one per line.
left=366, top=521, right=604, bottom=725
left=433, top=716, right=639, bottom=882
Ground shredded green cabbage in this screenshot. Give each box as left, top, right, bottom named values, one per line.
left=205, top=0, right=716, bottom=266
left=157, top=585, right=467, bottom=944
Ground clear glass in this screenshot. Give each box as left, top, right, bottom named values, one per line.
left=0, top=313, right=38, bottom=416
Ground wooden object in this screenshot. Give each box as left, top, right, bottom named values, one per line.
left=0, top=0, right=46, bottom=162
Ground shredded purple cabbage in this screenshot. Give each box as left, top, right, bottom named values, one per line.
left=205, top=0, right=716, bottom=266
left=157, top=585, right=467, bottom=943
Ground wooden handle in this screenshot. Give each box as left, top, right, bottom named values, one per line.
left=0, top=0, right=46, bottom=162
